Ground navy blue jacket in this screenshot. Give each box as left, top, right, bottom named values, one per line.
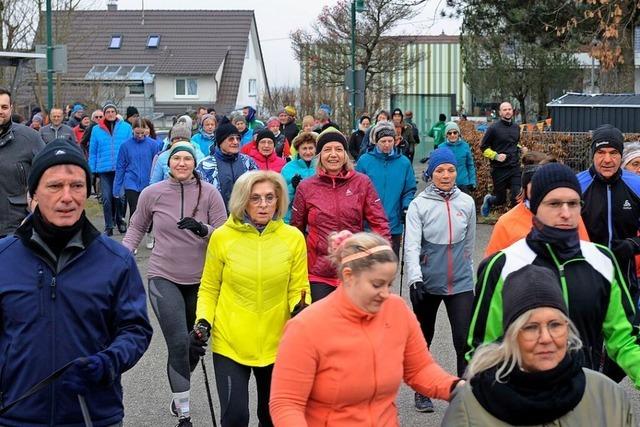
left=578, top=166, right=640, bottom=297
left=0, top=217, right=152, bottom=426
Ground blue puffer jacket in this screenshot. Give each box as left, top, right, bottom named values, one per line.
left=149, top=142, right=205, bottom=185
left=280, top=156, right=316, bottom=223
left=88, top=119, right=133, bottom=173
left=442, top=138, right=476, bottom=187
left=113, top=136, right=161, bottom=196
left=0, top=218, right=152, bottom=427
left=192, top=132, right=216, bottom=156
left=356, top=148, right=416, bottom=235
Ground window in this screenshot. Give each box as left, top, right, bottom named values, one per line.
left=248, top=79, right=257, bottom=97
left=147, top=35, right=160, bottom=48
left=109, top=35, right=122, bottom=49
left=128, top=83, right=145, bottom=96
left=176, top=78, right=198, bottom=97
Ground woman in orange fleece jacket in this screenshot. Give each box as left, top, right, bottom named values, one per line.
left=269, top=231, right=460, bottom=426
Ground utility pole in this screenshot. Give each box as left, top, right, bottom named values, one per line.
left=46, top=0, right=54, bottom=110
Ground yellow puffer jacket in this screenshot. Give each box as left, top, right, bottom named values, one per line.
left=196, top=215, right=310, bottom=367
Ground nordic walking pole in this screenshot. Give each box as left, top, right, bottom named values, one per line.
left=399, top=220, right=407, bottom=297
left=77, top=395, right=94, bottom=427
left=200, top=356, right=217, bottom=427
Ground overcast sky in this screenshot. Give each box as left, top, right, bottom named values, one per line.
left=101, top=0, right=461, bottom=87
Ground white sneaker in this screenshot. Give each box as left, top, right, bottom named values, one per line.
left=146, top=233, right=155, bottom=249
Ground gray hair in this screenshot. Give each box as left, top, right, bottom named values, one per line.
left=465, top=308, right=582, bottom=381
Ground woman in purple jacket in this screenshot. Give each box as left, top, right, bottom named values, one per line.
left=123, top=142, right=227, bottom=427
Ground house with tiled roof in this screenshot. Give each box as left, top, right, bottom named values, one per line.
left=22, top=6, right=269, bottom=118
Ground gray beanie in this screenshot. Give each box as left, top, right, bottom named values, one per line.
left=622, top=141, right=640, bottom=169
left=170, top=124, right=192, bottom=142
left=371, top=121, right=396, bottom=145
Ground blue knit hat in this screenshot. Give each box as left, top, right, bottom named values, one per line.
left=425, top=147, right=457, bottom=179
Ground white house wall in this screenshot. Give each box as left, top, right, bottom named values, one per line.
left=235, top=22, right=267, bottom=110
left=154, top=75, right=217, bottom=104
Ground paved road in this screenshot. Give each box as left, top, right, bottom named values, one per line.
left=100, top=216, right=639, bottom=426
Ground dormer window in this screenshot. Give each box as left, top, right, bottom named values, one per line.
left=109, top=35, right=122, bottom=49
left=147, top=35, right=160, bottom=48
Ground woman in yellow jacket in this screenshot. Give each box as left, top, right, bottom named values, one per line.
left=191, top=170, right=310, bottom=427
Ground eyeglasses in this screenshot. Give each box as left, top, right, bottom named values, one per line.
left=539, top=200, right=583, bottom=210
left=447, top=131, right=459, bottom=135
left=249, top=194, right=278, bottom=206
left=519, top=320, right=568, bottom=342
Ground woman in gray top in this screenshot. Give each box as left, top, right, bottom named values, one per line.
left=123, top=141, right=227, bottom=427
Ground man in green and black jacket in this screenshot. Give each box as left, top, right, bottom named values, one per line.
left=466, top=163, right=640, bottom=387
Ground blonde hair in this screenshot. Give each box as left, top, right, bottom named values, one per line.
left=465, top=309, right=582, bottom=381
left=228, top=170, right=289, bottom=221
left=330, top=232, right=397, bottom=279
left=302, top=115, right=315, bottom=129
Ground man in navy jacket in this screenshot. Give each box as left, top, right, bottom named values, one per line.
left=0, top=139, right=152, bottom=426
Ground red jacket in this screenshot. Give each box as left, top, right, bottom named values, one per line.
left=291, top=169, right=390, bottom=286
left=244, top=145, right=286, bottom=172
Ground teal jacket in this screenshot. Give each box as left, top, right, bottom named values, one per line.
left=442, top=138, right=476, bottom=187
left=356, top=148, right=416, bottom=235
left=281, top=156, right=316, bottom=223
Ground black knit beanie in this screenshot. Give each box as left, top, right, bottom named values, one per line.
left=529, top=163, right=581, bottom=214
left=215, top=122, right=240, bottom=146
left=591, top=124, right=624, bottom=156
left=255, top=129, right=276, bottom=144
left=28, top=139, right=92, bottom=197
left=316, top=127, right=348, bottom=153
left=503, top=265, right=568, bottom=331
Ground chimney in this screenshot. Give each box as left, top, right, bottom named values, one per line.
left=107, top=0, right=117, bottom=11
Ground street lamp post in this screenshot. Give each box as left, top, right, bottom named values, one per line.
left=46, top=0, right=54, bottom=110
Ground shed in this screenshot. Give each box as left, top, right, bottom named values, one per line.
left=547, top=92, right=640, bottom=133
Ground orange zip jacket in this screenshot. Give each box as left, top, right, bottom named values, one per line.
left=484, top=202, right=590, bottom=257
left=269, top=286, right=458, bottom=426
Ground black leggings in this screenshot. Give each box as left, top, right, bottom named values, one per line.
left=411, top=291, right=474, bottom=377
left=148, top=277, right=199, bottom=393
left=212, top=353, right=273, bottom=427
left=310, top=281, right=336, bottom=302
left=491, top=167, right=521, bottom=207
left=124, top=189, right=140, bottom=220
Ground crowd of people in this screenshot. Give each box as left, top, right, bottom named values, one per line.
left=0, top=87, right=638, bottom=427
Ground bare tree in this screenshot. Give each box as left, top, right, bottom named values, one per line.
left=292, top=0, right=428, bottom=129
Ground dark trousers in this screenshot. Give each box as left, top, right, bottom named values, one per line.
left=411, top=291, right=474, bottom=377
left=458, top=185, right=474, bottom=196
left=99, top=172, right=125, bottom=230
left=124, top=190, right=141, bottom=220
left=310, top=281, right=336, bottom=302
left=491, top=167, right=521, bottom=207
left=391, top=234, right=402, bottom=258
left=212, top=353, right=273, bottom=427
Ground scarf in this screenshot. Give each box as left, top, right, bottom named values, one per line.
left=470, top=352, right=586, bottom=425
left=432, top=184, right=457, bottom=200
left=243, top=213, right=269, bottom=233
left=528, top=216, right=581, bottom=260
left=0, top=120, right=12, bottom=137
left=32, top=207, right=86, bottom=257
left=105, top=119, right=116, bottom=134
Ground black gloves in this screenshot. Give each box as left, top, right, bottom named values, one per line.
left=291, top=174, right=303, bottom=190
left=611, top=238, right=640, bottom=260
left=290, top=290, right=309, bottom=318
left=189, top=319, right=211, bottom=366
left=177, top=217, right=208, bottom=237
left=409, top=281, right=428, bottom=306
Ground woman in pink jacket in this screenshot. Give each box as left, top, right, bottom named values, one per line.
left=242, top=129, right=286, bottom=172
left=270, top=231, right=461, bottom=426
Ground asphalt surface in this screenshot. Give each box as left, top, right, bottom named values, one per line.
left=85, top=169, right=639, bottom=426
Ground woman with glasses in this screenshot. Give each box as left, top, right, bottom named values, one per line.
left=404, top=146, right=476, bottom=413
left=443, top=264, right=635, bottom=426
left=291, top=128, right=391, bottom=302
left=192, top=170, right=310, bottom=427
left=123, top=142, right=228, bottom=427
left=243, top=129, right=286, bottom=172
left=440, top=121, right=476, bottom=195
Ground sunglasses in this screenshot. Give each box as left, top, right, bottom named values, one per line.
left=447, top=131, right=459, bottom=135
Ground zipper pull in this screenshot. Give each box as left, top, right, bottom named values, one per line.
left=38, top=268, right=44, bottom=289
left=50, top=277, right=57, bottom=300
